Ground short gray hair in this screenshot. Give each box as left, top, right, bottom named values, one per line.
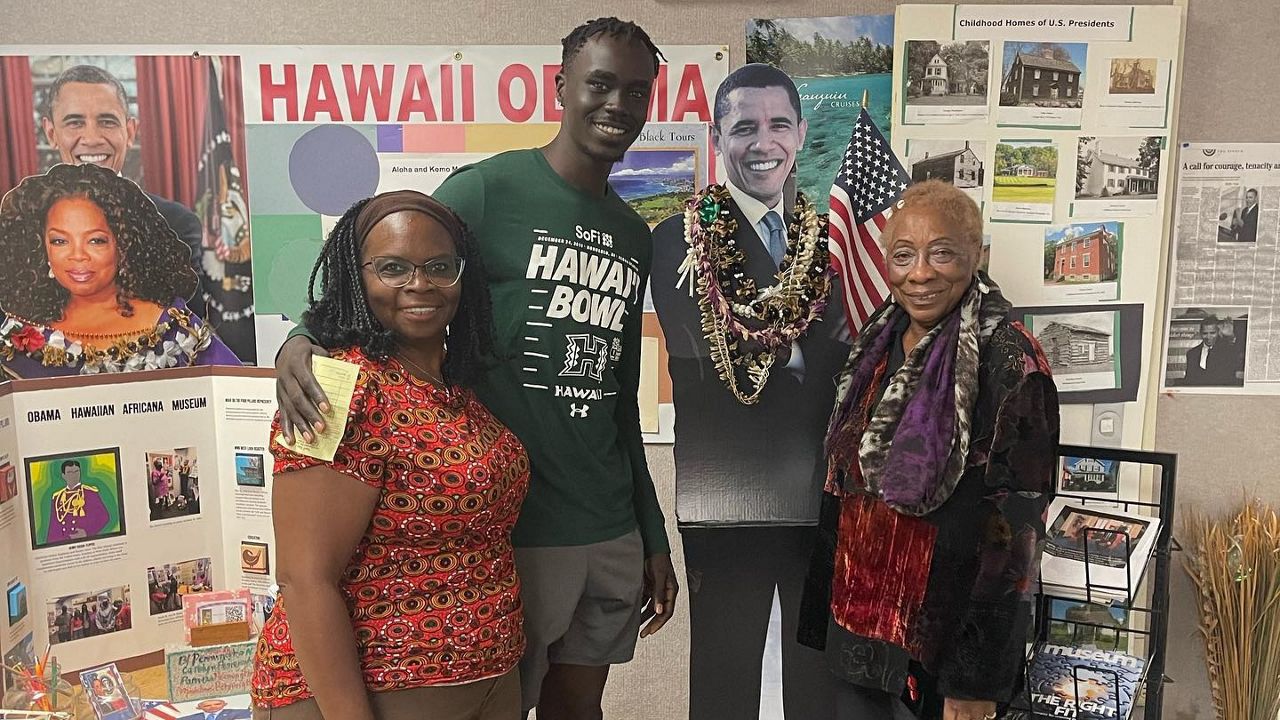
left=880, top=179, right=983, bottom=250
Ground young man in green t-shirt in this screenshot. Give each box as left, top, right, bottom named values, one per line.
left=273, top=18, right=677, bottom=719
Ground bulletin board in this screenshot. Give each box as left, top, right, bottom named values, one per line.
left=892, top=4, right=1185, bottom=457
left=4, top=0, right=1272, bottom=716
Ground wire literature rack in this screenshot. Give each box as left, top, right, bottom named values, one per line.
left=1017, top=444, right=1177, bottom=720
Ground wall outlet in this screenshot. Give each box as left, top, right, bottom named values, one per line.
left=1090, top=403, right=1125, bottom=448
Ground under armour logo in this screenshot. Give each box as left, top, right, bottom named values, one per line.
left=570, top=404, right=590, bottom=418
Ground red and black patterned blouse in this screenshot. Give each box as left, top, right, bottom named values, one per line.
left=251, top=348, right=529, bottom=708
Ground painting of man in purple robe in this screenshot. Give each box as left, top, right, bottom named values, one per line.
left=26, top=449, right=125, bottom=549
left=45, top=460, right=111, bottom=543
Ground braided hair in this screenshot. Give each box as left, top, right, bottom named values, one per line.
left=302, top=198, right=495, bottom=387
left=561, top=17, right=665, bottom=75
left=0, top=163, right=197, bottom=324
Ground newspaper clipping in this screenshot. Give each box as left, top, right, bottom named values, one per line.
left=1164, top=142, right=1280, bottom=394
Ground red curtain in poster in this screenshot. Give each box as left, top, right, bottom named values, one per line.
left=219, top=57, right=249, bottom=197
left=135, top=56, right=203, bottom=208
left=135, top=56, right=248, bottom=208
left=0, top=56, right=39, bottom=192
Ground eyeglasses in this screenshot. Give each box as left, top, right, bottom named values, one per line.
left=362, top=255, right=465, bottom=288
left=887, top=246, right=966, bottom=269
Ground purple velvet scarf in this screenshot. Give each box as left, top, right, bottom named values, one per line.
left=826, top=276, right=1007, bottom=516
left=875, top=308, right=962, bottom=509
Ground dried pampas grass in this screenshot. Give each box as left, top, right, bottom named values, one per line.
left=1183, top=501, right=1280, bottom=720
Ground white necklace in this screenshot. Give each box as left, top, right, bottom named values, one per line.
left=395, top=352, right=446, bottom=386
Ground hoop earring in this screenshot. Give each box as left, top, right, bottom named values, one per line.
left=48, top=264, right=54, bottom=279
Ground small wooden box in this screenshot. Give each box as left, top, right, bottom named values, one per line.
left=189, top=619, right=251, bottom=647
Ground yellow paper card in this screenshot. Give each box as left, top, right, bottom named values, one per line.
left=274, top=355, right=360, bottom=462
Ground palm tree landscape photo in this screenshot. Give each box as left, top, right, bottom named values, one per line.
left=746, top=15, right=893, bottom=213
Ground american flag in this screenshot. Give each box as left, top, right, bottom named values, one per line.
left=827, top=108, right=911, bottom=333
left=140, top=701, right=181, bottom=720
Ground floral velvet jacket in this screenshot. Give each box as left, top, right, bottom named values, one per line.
left=798, top=317, right=1060, bottom=702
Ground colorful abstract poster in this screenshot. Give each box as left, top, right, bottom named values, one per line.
left=0, top=53, right=257, bottom=363
left=238, top=46, right=726, bottom=355
left=746, top=14, right=894, bottom=213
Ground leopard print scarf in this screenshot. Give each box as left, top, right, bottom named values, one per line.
left=825, top=274, right=1011, bottom=516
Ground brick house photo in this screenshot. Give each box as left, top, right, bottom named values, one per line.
left=1046, top=223, right=1120, bottom=284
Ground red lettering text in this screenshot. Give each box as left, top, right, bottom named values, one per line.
left=647, top=64, right=668, bottom=122
left=461, top=64, right=475, bottom=122
left=541, top=64, right=563, bottom=122
left=397, top=65, right=438, bottom=122
left=259, top=64, right=298, bottom=122
left=303, top=66, right=343, bottom=121
left=342, top=64, right=394, bottom=122
left=498, top=64, right=537, bottom=122
left=440, top=64, right=454, bottom=122
left=671, top=65, right=710, bottom=122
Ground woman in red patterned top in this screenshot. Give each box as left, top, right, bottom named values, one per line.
left=252, top=191, right=529, bottom=720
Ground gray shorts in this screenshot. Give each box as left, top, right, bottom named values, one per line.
left=514, top=529, right=645, bottom=710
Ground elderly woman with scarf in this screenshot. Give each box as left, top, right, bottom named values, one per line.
left=799, top=180, right=1060, bottom=720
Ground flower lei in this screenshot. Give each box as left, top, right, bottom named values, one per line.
left=0, top=308, right=214, bottom=376
left=677, top=184, right=834, bottom=404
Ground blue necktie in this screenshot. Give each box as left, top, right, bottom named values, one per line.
left=760, top=212, right=786, bottom=267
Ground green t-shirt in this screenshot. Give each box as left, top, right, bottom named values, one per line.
left=294, top=149, right=668, bottom=555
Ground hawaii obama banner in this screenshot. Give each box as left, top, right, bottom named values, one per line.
left=236, top=45, right=727, bottom=359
